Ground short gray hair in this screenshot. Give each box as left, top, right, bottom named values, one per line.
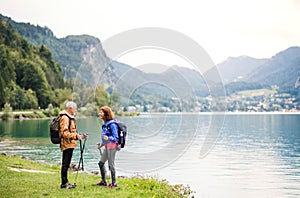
left=66, top=101, right=77, bottom=109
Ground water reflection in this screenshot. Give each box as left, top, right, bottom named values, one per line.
left=0, top=119, right=50, bottom=138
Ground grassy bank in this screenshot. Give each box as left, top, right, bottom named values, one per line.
left=0, top=154, right=194, bottom=198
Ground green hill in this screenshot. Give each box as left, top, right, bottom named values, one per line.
left=0, top=18, right=65, bottom=109
left=247, top=46, right=300, bottom=89
left=0, top=14, right=111, bottom=81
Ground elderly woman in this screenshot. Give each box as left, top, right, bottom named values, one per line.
left=97, top=106, right=119, bottom=188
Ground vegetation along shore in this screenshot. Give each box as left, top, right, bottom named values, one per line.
left=0, top=154, right=194, bottom=198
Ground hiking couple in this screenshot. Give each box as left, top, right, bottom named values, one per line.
left=59, top=102, right=119, bottom=189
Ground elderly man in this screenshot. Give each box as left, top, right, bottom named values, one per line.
left=59, top=101, right=84, bottom=189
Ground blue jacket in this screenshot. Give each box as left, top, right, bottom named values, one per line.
left=101, top=119, right=119, bottom=145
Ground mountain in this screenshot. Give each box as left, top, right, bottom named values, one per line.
left=0, top=14, right=209, bottom=102
left=215, top=47, right=300, bottom=94
left=0, top=14, right=114, bottom=87
left=111, top=62, right=208, bottom=101
left=168, top=66, right=209, bottom=96
left=217, top=56, right=268, bottom=83
left=247, top=46, right=300, bottom=88
left=2, top=13, right=299, bottom=105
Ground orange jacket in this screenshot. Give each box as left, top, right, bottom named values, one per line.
left=59, top=110, right=78, bottom=151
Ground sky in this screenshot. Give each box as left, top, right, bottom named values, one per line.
left=0, top=0, right=300, bottom=67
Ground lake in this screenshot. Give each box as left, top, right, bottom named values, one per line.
left=0, top=113, right=299, bottom=197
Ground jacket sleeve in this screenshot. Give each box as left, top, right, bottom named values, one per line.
left=109, top=123, right=119, bottom=143
left=60, top=115, right=77, bottom=140
left=101, top=125, right=109, bottom=145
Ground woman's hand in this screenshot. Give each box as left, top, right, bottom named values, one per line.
left=103, top=135, right=108, bottom=141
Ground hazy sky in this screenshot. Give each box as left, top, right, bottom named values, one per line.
left=0, top=0, right=299, bottom=66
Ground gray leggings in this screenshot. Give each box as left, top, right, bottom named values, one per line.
left=99, top=148, right=117, bottom=183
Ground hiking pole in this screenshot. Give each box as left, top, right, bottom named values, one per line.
left=81, top=138, right=86, bottom=171
left=97, top=143, right=108, bottom=176
left=74, top=139, right=82, bottom=187
left=74, top=135, right=87, bottom=189
left=81, top=137, right=87, bottom=189
left=97, top=143, right=103, bottom=156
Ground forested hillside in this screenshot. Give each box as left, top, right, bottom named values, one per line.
left=0, top=14, right=112, bottom=81
left=247, top=46, right=300, bottom=89
left=0, top=14, right=81, bottom=79
left=0, top=15, right=117, bottom=113
left=0, top=18, right=66, bottom=109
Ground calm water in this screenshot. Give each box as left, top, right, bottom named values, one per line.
left=0, top=113, right=299, bottom=197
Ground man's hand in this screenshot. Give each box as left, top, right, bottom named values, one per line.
left=77, top=133, right=88, bottom=140
left=83, top=133, right=89, bottom=139
left=77, top=134, right=83, bottom=140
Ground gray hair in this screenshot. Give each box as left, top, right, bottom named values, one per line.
left=66, top=101, right=77, bottom=109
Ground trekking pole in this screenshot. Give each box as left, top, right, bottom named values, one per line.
left=74, top=140, right=82, bottom=186
left=74, top=135, right=87, bottom=189
left=97, top=143, right=107, bottom=175
left=81, top=138, right=87, bottom=189
left=81, top=138, right=86, bottom=171
left=97, top=143, right=103, bottom=156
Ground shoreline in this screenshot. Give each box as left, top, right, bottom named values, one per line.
left=1, top=111, right=300, bottom=121
left=140, top=111, right=300, bottom=115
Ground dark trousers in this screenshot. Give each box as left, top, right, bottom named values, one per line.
left=61, top=148, right=74, bottom=185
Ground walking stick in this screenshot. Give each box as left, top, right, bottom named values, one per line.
left=97, top=143, right=108, bottom=175
left=75, top=136, right=87, bottom=188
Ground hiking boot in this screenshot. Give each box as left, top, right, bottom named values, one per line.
left=96, top=181, right=107, bottom=186
left=108, top=183, right=118, bottom=188
left=60, top=182, right=76, bottom=189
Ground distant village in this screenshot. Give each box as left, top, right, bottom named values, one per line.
left=125, top=77, right=300, bottom=113
left=213, top=92, right=300, bottom=112
left=125, top=88, right=300, bottom=113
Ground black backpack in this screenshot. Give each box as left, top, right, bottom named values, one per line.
left=108, top=121, right=127, bottom=148
left=49, top=114, right=71, bottom=144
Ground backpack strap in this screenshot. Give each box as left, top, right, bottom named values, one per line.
left=107, top=120, right=118, bottom=130
left=60, top=114, right=74, bottom=131
left=106, top=121, right=119, bottom=139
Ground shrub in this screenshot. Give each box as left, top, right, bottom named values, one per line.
left=1, top=103, right=13, bottom=120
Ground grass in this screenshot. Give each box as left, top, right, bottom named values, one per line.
left=0, top=154, right=194, bottom=198
left=236, top=89, right=276, bottom=97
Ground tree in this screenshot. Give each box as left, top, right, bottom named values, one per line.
left=38, top=45, right=64, bottom=89
left=83, top=102, right=98, bottom=116
left=23, top=89, right=38, bottom=109
left=7, top=85, right=38, bottom=110
left=94, top=85, right=110, bottom=107
left=8, top=84, right=24, bottom=110
left=20, top=59, right=52, bottom=108
left=72, top=82, right=94, bottom=107
left=110, top=91, right=121, bottom=112
left=1, top=103, right=13, bottom=120
left=0, top=45, right=16, bottom=107
left=52, top=88, right=73, bottom=107
left=47, top=103, right=54, bottom=117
